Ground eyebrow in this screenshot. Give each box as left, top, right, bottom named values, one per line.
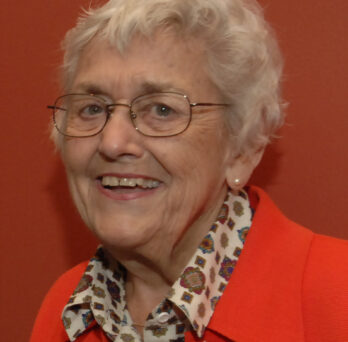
left=137, top=80, right=178, bottom=94
left=72, top=80, right=186, bottom=98
left=72, top=83, right=107, bottom=95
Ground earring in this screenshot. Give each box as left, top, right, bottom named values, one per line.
left=234, top=178, right=241, bottom=186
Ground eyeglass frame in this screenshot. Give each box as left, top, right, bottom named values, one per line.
left=47, top=91, right=230, bottom=138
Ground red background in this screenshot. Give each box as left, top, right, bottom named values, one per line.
left=1, top=1, right=347, bottom=340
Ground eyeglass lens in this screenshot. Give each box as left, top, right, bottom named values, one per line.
left=53, top=93, right=191, bottom=137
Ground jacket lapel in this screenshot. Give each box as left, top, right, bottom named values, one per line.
left=186, top=187, right=314, bottom=342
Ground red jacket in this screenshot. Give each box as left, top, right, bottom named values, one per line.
left=30, top=187, right=348, bottom=342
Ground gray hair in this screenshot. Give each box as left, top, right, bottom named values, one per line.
left=59, top=0, right=284, bottom=155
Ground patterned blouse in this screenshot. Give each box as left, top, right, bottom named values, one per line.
left=62, top=189, right=253, bottom=341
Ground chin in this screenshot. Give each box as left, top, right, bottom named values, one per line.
left=89, top=216, right=156, bottom=250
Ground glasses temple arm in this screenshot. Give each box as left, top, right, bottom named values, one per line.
left=190, top=103, right=230, bottom=107
left=47, top=105, right=67, bottom=111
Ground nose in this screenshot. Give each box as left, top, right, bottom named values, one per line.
left=97, top=105, right=145, bottom=161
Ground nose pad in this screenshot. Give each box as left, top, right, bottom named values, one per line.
left=98, top=105, right=144, bottom=160
left=129, top=111, right=139, bottom=131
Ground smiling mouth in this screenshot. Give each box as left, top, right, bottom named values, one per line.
left=99, top=176, right=161, bottom=190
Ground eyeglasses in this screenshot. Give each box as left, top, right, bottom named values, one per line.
left=48, top=92, right=229, bottom=138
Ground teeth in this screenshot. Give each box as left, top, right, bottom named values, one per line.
left=136, top=178, right=144, bottom=186
left=101, top=176, right=160, bottom=189
left=149, top=180, right=160, bottom=188
left=101, top=176, right=119, bottom=186
left=119, top=178, right=136, bottom=187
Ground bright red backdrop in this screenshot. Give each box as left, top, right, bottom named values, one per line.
left=0, top=1, right=347, bottom=341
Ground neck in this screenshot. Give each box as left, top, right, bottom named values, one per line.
left=125, top=267, right=171, bottom=326
left=103, top=187, right=228, bottom=324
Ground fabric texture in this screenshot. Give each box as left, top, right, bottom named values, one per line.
left=62, top=189, right=253, bottom=341
left=30, top=186, right=348, bottom=342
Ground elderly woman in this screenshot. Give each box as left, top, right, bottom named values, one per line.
left=30, top=0, right=348, bottom=341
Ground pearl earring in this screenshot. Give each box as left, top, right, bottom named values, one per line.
left=234, top=178, right=241, bottom=186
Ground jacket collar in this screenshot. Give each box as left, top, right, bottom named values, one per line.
left=186, top=186, right=314, bottom=342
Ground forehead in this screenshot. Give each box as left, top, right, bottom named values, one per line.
left=70, top=31, right=220, bottom=101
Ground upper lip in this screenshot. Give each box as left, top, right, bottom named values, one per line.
left=96, top=173, right=161, bottom=181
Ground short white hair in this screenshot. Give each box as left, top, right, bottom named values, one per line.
left=58, top=0, right=284, bottom=155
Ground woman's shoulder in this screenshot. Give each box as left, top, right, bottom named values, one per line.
left=311, top=232, right=348, bottom=252
left=304, top=232, right=348, bottom=288
left=302, top=233, right=348, bottom=341
left=30, top=261, right=89, bottom=342
left=43, top=261, right=90, bottom=304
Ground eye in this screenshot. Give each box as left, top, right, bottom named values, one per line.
left=153, top=103, right=173, bottom=117
left=80, top=104, right=105, bottom=116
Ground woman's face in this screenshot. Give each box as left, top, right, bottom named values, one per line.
left=61, top=32, right=241, bottom=258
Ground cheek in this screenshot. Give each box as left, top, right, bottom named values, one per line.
left=60, top=140, right=98, bottom=226
left=61, top=139, right=96, bottom=175
left=158, top=123, right=230, bottom=185
left=183, top=121, right=230, bottom=169
left=60, top=139, right=98, bottom=209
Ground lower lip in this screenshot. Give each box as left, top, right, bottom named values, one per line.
left=96, top=180, right=161, bottom=201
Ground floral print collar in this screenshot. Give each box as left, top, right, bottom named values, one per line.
left=62, top=189, right=253, bottom=341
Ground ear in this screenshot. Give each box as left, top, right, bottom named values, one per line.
left=225, top=147, right=265, bottom=190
